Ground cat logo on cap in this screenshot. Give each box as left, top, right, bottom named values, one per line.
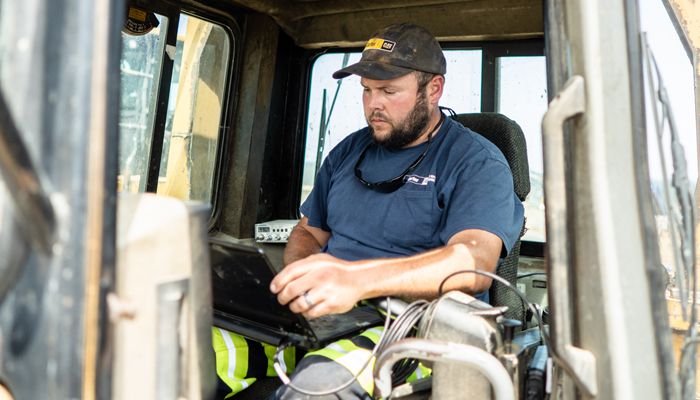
left=364, top=38, right=396, bottom=52
left=123, top=4, right=160, bottom=36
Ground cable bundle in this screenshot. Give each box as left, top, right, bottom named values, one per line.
left=273, top=299, right=394, bottom=396
left=375, top=299, right=433, bottom=383
left=272, top=298, right=435, bottom=397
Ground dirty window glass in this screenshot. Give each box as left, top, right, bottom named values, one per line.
left=496, top=56, right=547, bottom=242
left=639, top=0, right=698, bottom=394
left=156, top=15, right=230, bottom=203
left=301, top=50, right=482, bottom=205
left=118, top=13, right=168, bottom=193
left=118, top=13, right=230, bottom=206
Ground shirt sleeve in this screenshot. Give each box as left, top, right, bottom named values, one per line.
left=439, top=156, right=524, bottom=256
left=299, top=156, right=333, bottom=232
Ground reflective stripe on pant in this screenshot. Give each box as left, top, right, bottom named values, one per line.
left=214, top=326, right=431, bottom=399
left=307, top=326, right=384, bottom=395
left=271, top=327, right=383, bottom=400
left=212, top=327, right=296, bottom=398
left=272, top=326, right=432, bottom=399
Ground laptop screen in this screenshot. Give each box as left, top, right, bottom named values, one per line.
left=209, top=239, right=384, bottom=348
left=209, top=240, right=310, bottom=337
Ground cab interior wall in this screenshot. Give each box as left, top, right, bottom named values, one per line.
left=255, top=34, right=315, bottom=224
left=220, top=0, right=544, bottom=47
left=217, top=12, right=281, bottom=238
left=208, top=11, right=318, bottom=238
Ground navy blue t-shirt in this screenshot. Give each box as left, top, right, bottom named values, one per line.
left=301, top=117, right=524, bottom=268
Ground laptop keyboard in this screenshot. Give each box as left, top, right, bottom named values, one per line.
left=307, top=307, right=383, bottom=341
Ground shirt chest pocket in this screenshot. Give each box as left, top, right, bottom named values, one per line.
left=382, top=190, right=439, bottom=246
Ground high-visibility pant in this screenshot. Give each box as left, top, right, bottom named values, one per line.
left=212, top=326, right=430, bottom=399
left=212, top=327, right=297, bottom=398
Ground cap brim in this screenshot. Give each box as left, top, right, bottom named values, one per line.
left=332, top=61, right=415, bottom=80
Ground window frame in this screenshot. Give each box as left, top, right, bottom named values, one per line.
left=122, top=0, right=241, bottom=230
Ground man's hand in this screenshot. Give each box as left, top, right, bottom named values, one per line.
left=270, top=253, right=363, bottom=319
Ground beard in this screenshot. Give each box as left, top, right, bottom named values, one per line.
left=367, top=91, right=431, bottom=150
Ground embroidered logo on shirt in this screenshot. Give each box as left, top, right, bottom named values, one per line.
left=404, top=174, right=436, bottom=186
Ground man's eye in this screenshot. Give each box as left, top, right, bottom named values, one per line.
left=384, top=90, right=396, bottom=95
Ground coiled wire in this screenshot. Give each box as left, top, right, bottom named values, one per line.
left=272, top=298, right=434, bottom=397
left=375, top=299, right=432, bottom=383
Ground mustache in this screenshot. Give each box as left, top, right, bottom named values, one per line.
left=368, top=111, right=389, bottom=122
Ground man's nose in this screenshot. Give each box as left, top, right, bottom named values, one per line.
left=366, top=92, right=384, bottom=111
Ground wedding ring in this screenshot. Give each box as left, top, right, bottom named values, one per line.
left=302, top=291, right=314, bottom=308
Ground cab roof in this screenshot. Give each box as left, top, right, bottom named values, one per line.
left=223, top=0, right=544, bottom=48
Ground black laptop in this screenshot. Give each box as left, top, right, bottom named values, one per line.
left=209, top=238, right=383, bottom=349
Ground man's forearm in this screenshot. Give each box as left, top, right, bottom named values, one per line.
left=283, top=225, right=323, bottom=265
left=350, top=233, right=501, bottom=300
left=351, top=244, right=475, bottom=299
left=273, top=230, right=501, bottom=318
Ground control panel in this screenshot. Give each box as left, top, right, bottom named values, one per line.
left=255, top=219, right=299, bottom=243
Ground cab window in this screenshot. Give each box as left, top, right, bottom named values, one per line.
left=638, top=0, right=698, bottom=394
left=641, top=0, right=698, bottom=277
left=495, top=56, right=548, bottom=241
left=118, top=11, right=232, bottom=207
left=119, top=12, right=168, bottom=193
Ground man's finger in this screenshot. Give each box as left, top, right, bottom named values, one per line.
left=303, top=302, right=328, bottom=320
left=278, top=269, right=331, bottom=306
left=288, top=290, right=316, bottom=314
left=270, top=259, right=313, bottom=294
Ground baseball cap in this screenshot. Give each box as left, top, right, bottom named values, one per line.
left=333, top=23, right=446, bottom=80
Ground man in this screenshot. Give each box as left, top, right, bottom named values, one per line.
left=266, top=22, right=524, bottom=399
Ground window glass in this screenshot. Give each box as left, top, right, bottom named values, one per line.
left=301, top=50, right=482, bottom=205
left=118, top=13, right=168, bottom=193
left=302, top=52, right=364, bottom=203
left=641, top=0, right=697, bottom=282
left=639, top=0, right=698, bottom=394
left=156, top=14, right=230, bottom=203
left=496, top=56, right=548, bottom=242
left=442, top=50, right=482, bottom=113
left=118, top=13, right=230, bottom=206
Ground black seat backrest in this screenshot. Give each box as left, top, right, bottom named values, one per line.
left=452, top=113, right=530, bottom=323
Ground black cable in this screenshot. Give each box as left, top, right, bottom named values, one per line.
left=439, top=268, right=528, bottom=323
left=438, top=268, right=605, bottom=396
left=437, top=269, right=552, bottom=352
left=516, top=272, right=547, bottom=280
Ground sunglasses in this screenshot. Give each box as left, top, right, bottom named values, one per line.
left=354, top=112, right=445, bottom=193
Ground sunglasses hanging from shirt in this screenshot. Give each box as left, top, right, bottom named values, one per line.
left=354, top=109, right=451, bottom=193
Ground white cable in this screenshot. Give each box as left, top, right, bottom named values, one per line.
left=272, top=298, right=393, bottom=397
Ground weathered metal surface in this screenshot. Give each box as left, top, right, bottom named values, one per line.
left=0, top=0, right=121, bottom=398
left=219, top=14, right=280, bottom=238
left=224, top=0, right=543, bottom=48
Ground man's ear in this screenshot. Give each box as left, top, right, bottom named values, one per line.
left=428, top=75, right=445, bottom=107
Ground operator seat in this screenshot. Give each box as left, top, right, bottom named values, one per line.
left=452, top=112, right=530, bottom=324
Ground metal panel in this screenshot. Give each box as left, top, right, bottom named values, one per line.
left=220, top=14, right=280, bottom=238
left=0, top=0, right=122, bottom=398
